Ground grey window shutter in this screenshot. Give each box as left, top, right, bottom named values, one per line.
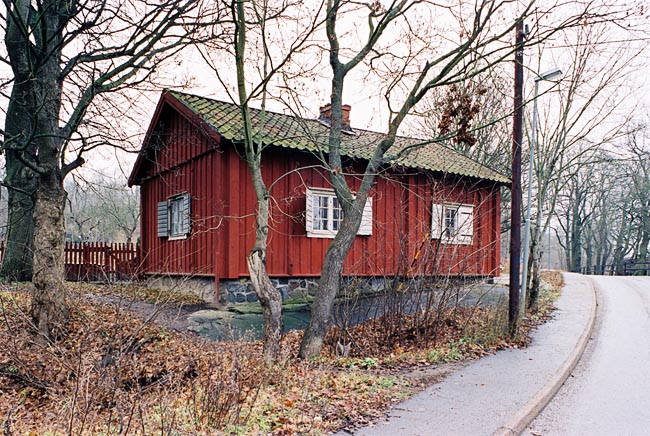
left=181, top=193, right=191, bottom=235
left=357, top=197, right=373, bottom=236
left=157, top=201, right=169, bottom=237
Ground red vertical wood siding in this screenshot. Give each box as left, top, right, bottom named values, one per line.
left=137, top=104, right=502, bottom=287
left=139, top=107, right=224, bottom=279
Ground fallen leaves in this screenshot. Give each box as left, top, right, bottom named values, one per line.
left=0, top=284, right=406, bottom=435
left=0, top=277, right=562, bottom=435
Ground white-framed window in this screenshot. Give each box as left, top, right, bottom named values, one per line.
left=431, top=202, right=473, bottom=245
left=157, top=193, right=191, bottom=240
left=305, top=187, right=372, bottom=238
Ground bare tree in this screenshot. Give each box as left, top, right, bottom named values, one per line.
left=411, top=70, right=513, bottom=175
left=198, top=0, right=324, bottom=361
left=554, top=138, right=649, bottom=275
left=626, top=130, right=650, bottom=262
left=555, top=160, right=594, bottom=272
left=65, top=176, right=140, bottom=243
left=522, top=17, right=644, bottom=308
left=297, top=0, right=617, bottom=358
left=0, top=0, right=224, bottom=339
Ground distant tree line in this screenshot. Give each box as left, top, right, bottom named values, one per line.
left=65, top=177, right=140, bottom=244
left=556, top=125, right=650, bottom=273
left=0, top=174, right=139, bottom=245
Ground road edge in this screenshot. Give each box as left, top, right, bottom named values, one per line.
left=492, top=275, right=598, bottom=436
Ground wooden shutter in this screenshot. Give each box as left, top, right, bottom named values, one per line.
left=458, top=204, right=474, bottom=245
left=157, top=201, right=169, bottom=237
left=181, top=193, right=191, bottom=235
left=357, top=197, right=373, bottom=236
left=305, top=188, right=314, bottom=236
left=431, top=203, right=444, bottom=239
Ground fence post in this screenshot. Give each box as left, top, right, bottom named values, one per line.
left=104, top=242, right=111, bottom=282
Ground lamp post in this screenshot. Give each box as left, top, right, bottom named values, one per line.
left=521, top=67, right=562, bottom=312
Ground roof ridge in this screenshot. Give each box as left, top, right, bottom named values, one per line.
left=166, top=90, right=510, bottom=184
left=168, top=89, right=314, bottom=124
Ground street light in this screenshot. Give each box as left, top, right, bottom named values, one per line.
left=521, top=67, right=562, bottom=313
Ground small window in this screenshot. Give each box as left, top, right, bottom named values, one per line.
left=313, top=193, right=330, bottom=231
left=444, top=207, right=458, bottom=239
left=157, top=193, right=191, bottom=240
left=432, top=202, right=473, bottom=245
left=306, top=188, right=372, bottom=238
left=169, top=196, right=186, bottom=238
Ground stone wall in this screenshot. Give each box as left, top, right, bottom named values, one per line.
left=148, top=274, right=392, bottom=306
left=220, top=277, right=320, bottom=303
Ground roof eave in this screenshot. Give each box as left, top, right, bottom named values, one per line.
left=128, top=90, right=223, bottom=186
left=128, top=91, right=175, bottom=187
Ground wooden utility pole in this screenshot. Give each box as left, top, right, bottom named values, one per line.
left=509, top=21, right=526, bottom=336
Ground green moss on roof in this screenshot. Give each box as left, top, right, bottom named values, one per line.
left=169, top=90, right=510, bottom=184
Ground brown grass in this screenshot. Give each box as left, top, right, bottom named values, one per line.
left=0, top=275, right=563, bottom=435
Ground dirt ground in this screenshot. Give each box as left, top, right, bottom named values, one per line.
left=81, top=292, right=205, bottom=332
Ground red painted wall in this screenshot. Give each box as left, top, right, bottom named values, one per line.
left=137, top=103, right=502, bottom=292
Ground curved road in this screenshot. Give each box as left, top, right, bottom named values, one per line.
left=527, top=276, right=650, bottom=435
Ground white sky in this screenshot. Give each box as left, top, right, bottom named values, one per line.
left=1, top=0, right=649, bottom=183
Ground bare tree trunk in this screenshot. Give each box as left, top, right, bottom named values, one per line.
left=527, top=205, right=545, bottom=311
left=30, top=174, right=69, bottom=340
left=299, top=201, right=363, bottom=358
left=525, top=225, right=537, bottom=306
left=1, top=169, right=35, bottom=281
left=571, top=217, right=583, bottom=272
left=528, top=240, right=542, bottom=312
left=247, top=250, right=283, bottom=361
left=231, top=0, right=285, bottom=362
left=246, top=182, right=283, bottom=363
left=1, top=83, right=37, bottom=281
left=638, top=234, right=650, bottom=262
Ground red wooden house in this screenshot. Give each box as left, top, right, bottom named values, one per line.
left=128, top=90, right=508, bottom=304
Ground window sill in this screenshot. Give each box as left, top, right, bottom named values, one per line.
left=307, top=231, right=371, bottom=239
left=307, top=230, right=337, bottom=239
left=433, top=237, right=473, bottom=246
left=168, top=234, right=189, bottom=241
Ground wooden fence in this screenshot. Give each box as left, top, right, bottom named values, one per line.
left=0, top=241, right=141, bottom=282
left=580, top=261, right=650, bottom=276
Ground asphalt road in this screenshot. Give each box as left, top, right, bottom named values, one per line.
left=527, top=276, right=650, bottom=436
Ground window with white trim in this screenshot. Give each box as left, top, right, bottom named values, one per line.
left=157, top=193, right=191, bottom=240
left=431, top=202, right=473, bottom=245
left=306, top=188, right=372, bottom=238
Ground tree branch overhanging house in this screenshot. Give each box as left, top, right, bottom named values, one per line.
left=128, top=90, right=509, bottom=304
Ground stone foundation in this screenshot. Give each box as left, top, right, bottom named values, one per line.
left=147, top=275, right=486, bottom=306
left=219, top=276, right=392, bottom=303
left=146, top=275, right=218, bottom=305
left=219, top=277, right=320, bottom=303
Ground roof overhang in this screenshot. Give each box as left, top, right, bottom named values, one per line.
left=127, top=90, right=222, bottom=186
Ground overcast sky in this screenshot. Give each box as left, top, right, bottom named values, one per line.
left=1, top=0, right=648, bottom=183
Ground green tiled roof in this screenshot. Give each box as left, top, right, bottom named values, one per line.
left=169, top=90, right=510, bottom=184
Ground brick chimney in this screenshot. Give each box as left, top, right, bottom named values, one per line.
left=319, top=103, right=352, bottom=131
